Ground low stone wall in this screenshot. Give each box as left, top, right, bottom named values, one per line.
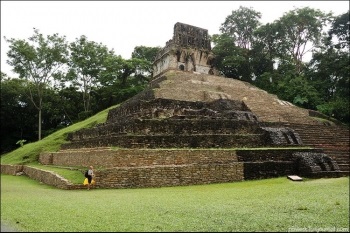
left=242, top=161, right=295, bottom=180
left=96, top=163, right=244, bottom=188
left=1, top=164, right=83, bottom=190
left=39, top=153, right=54, bottom=166
left=236, top=149, right=323, bottom=162
left=23, top=166, right=76, bottom=189
left=1, top=164, right=24, bottom=175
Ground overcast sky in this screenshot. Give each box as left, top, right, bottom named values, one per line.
left=1, top=1, right=349, bottom=77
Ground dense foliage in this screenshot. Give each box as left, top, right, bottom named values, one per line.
left=213, top=7, right=349, bottom=123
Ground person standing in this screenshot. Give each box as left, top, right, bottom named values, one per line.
left=87, top=166, right=94, bottom=190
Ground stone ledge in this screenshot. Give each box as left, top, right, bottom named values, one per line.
left=1, top=164, right=79, bottom=190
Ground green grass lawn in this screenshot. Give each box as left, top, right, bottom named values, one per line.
left=1, top=174, right=349, bottom=232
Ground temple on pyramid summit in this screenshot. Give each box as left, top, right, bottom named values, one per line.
left=153, top=22, right=219, bottom=78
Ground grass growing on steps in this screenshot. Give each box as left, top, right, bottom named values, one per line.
left=27, top=164, right=87, bottom=184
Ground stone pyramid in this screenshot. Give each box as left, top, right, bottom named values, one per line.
left=39, top=23, right=347, bottom=189
left=63, top=70, right=310, bottom=149
left=40, top=70, right=342, bottom=189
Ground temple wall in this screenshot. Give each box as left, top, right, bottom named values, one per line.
left=152, top=22, right=216, bottom=78
left=153, top=54, right=178, bottom=77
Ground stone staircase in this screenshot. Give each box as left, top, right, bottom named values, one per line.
left=151, top=70, right=319, bottom=125
left=283, top=123, right=349, bottom=176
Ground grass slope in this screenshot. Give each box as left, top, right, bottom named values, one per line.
left=0, top=105, right=117, bottom=165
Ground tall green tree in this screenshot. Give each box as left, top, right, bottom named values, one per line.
left=68, top=35, right=113, bottom=114
left=216, top=6, right=262, bottom=82
left=252, top=22, right=280, bottom=75
left=274, top=7, right=330, bottom=73
left=131, top=46, right=161, bottom=63
left=220, top=6, right=262, bottom=50
left=327, top=10, right=350, bottom=49
left=131, top=45, right=161, bottom=77
left=212, top=34, right=240, bottom=78
left=307, top=11, right=349, bottom=123
left=4, top=28, right=69, bottom=140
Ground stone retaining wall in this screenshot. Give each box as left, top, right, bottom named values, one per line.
left=61, top=134, right=267, bottom=150
left=1, top=164, right=24, bottom=175
left=1, top=164, right=83, bottom=190
left=40, top=149, right=239, bottom=168
left=39, top=149, right=245, bottom=188
left=97, top=163, right=244, bottom=188
left=2, top=147, right=340, bottom=190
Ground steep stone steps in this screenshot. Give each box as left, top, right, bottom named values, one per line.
left=281, top=123, right=349, bottom=174
left=152, top=71, right=322, bottom=125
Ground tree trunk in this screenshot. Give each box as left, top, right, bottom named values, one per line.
left=38, top=109, right=42, bottom=140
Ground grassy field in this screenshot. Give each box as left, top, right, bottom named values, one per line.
left=1, top=174, right=349, bottom=232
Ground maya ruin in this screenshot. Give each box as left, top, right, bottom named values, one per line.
left=3, top=22, right=349, bottom=189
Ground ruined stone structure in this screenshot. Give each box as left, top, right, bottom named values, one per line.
left=153, top=22, right=218, bottom=78
left=38, top=69, right=348, bottom=189
left=35, top=23, right=348, bottom=189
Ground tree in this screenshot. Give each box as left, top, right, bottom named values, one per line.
left=131, top=46, right=161, bottom=63
left=274, top=7, right=330, bottom=73
left=0, top=75, right=37, bottom=154
left=307, top=11, right=349, bottom=123
left=276, top=74, right=322, bottom=109
left=212, top=34, right=239, bottom=78
left=68, top=35, right=113, bottom=114
left=252, top=22, right=280, bottom=75
left=5, top=28, right=69, bottom=140
left=56, top=86, right=85, bottom=124
left=131, top=46, right=161, bottom=77
left=220, top=6, right=262, bottom=50
left=216, top=6, right=262, bottom=82
left=327, top=10, right=350, bottom=49
left=212, top=33, right=253, bottom=82
left=94, top=46, right=160, bottom=112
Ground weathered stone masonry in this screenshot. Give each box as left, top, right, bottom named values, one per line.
left=153, top=22, right=218, bottom=78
